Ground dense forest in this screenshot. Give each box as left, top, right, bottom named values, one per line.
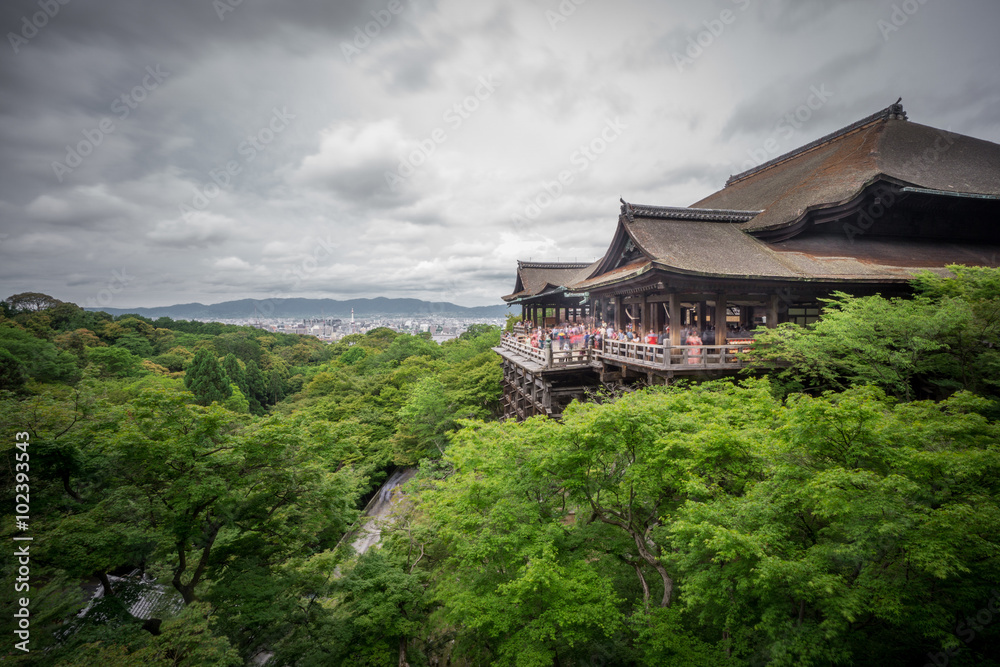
left=2, top=267, right=999, bottom=666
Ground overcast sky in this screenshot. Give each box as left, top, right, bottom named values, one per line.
left=1, top=0, right=998, bottom=309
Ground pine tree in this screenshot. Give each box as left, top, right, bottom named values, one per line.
left=221, top=353, right=248, bottom=395
left=184, top=349, right=232, bottom=406
left=244, top=359, right=267, bottom=414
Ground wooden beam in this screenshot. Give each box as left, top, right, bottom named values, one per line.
left=640, top=294, right=648, bottom=335
left=715, top=294, right=727, bottom=346
left=669, top=293, right=681, bottom=346
left=767, top=294, right=779, bottom=329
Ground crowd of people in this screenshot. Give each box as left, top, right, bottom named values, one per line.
left=502, top=318, right=757, bottom=353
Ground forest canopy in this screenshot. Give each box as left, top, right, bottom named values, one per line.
left=1, top=271, right=999, bottom=666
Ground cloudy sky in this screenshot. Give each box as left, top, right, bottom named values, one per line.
left=1, top=0, right=998, bottom=309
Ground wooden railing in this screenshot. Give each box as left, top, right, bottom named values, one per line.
left=500, top=336, right=753, bottom=372
left=501, top=337, right=547, bottom=364
left=499, top=337, right=593, bottom=368
left=599, top=340, right=748, bottom=370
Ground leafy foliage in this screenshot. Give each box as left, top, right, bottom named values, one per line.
left=4, top=278, right=999, bottom=666
left=184, top=348, right=232, bottom=405
left=746, top=267, right=1000, bottom=402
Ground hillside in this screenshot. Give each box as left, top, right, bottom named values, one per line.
left=86, top=296, right=508, bottom=320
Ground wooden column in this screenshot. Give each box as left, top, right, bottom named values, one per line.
left=669, top=293, right=681, bottom=346
left=640, top=294, right=648, bottom=334
left=715, top=295, right=727, bottom=346
left=767, top=295, right=779, bottom=329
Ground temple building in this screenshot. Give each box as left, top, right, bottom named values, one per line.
left=497, top=100, right=1000, bottom=419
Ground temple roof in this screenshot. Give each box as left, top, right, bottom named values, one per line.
left=502, top=260, right=596, bottom=302
left=505, top=102, right=1000, bottom=301
left=694, top=101, right=1000, bottom=233
left=569, top=204, right=969, bottom=288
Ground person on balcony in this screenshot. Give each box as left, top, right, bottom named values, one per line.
left=686, top=328, right=703, bottom=364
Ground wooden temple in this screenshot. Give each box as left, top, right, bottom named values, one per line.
left=497, top=101, right=1000, bottom=419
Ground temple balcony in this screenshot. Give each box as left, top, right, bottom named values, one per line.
left=496, top=335, right=754, bottom=375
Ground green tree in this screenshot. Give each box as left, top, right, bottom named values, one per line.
left=264, top=357, right=289, bottom=405
left=114, top=332, right=155, bottom=358
left=746, top=268, right=1000, bottom=401
left=5, top=291, right=63, bottom=312
left=0, top=347, right=27, bottom=391
left=0, top=325, right=80, bottom=385
left=184, top=349, right=232, bottom=406
left=243, top=359, right=267, bottom=414
left=87, top=346, right=143, bottom=379
left=220, top=353, right=247, bottom=395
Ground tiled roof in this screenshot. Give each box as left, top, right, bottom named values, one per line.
left=620, top=200, right=761, bottom=223
left=694, top=100, right=1000, bottom=233
left=505, top=102, right=1000, bottom=298
left=725, top=100, right=908, bottom=186
left=572, top=260, right=650, bottom=290
left=78, top=571, right=184, bottom=622
left=502, top=260, right=598, bottom=301
left=624, top=215, right=799, bottom=278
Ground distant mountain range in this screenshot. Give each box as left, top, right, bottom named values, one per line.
left=87, top=297, right=509, bottom=321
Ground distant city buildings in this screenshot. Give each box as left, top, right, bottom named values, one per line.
left=201, top=315, right=503, bottom=342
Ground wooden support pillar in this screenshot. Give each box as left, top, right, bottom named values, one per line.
left=715, top=294, right=727, bottom=346
left=640, top=294, right=648, bottom=334
left=767, top=295, right=779, bottom=329
left=669, top=293, right=681, bottom=346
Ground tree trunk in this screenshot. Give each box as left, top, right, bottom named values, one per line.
left=398, top=636, right=409, bottom=667
left=98, top=571, right=115, bottom=597
left=61, top=471, right=82, bottom=502
left=593, top=510, right=675, bottom=606
left=632, top=562, right=650, bottom=609
left=631, top=531, right=673, bottom=607
left=172, top=521, right=222, bottom=605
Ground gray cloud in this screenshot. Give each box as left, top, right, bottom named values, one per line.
left=1, top=0, right=999, bottom=308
